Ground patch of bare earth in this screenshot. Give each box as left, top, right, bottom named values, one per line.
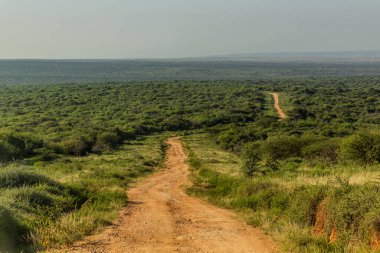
left=52, top=137, right=277, bottom=253
left=270, top=93, right=286, bottom=120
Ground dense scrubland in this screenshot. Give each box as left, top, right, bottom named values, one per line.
left=0, top=81, right=262, bottom=161
left=0, top=76, right=379, bottom=252
left=0, top=81, right=264, bottom=252
left=182, top=77, right=380, bottom=252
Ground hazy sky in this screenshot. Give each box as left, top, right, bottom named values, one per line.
left=0, top=0, right=379, bottom=59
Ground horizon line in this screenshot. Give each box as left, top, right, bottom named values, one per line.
left=1, top=49, right=380, bottom=61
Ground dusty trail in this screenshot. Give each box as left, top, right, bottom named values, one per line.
left=270, top=93, right=286, bottom=119
left=59, top=138, right=277, bottom=253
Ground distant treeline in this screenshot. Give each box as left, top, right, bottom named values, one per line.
left=2, top=60, right=380, bottom=85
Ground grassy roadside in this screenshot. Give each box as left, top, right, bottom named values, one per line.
left=264, top=93, right=279, bottom=118
left=0, top=135, right=168, bottom=252
left=265, top=92, right=292, bottom=118
left=183, top=133, right=380, bottom=253
left=276, top=92, right=292, bottom=116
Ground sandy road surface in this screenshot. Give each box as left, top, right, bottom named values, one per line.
left=270, top=93, right=286, bottom=119
left=57, top=138, right=277, bottom=253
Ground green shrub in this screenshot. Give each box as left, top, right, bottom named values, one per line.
left=189, top=157, right=202, bottom=169
left=258, top=156, right=279, bottom=173
left=237, top=180, right=276, bottom=196
left=0, top=140, right=15, bottom=162
left=302, top=139, right=339, bottom=163
left=288, top=233, right=339, bottom=253
left=92, top=132, right=120, bottom=153
left=60, top=136, right=93, bottom=156
left=0, top=133, right=43, bottom=162
left=242, top=142, right=261, bottom=177
left=13, top=189, right=54, bottom=209
left=288, top=185, right=327, bottom=226
left=230, top=195, right=260, bottom=210
left=208, top=173, right=239, bottom=197
left=0, top=206, right=27, bottom=253
left=161, top=116, right=193, bottom=131
left=340, top=131, right=380, bottom=164
left=242, top=141, right=281, bottom=175
left=326, top=184, right=380, bottom=244
left=0, top=171, right=58, bottom=189
left=260, top=136, right=303, bottom=161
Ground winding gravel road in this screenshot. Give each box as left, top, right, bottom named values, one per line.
left=57, top=137, right=277, bottom=253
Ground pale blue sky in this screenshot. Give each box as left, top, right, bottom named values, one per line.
left=0, top=0, right=379, bottom=59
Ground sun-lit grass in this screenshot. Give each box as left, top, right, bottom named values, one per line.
left=183, top=133, right=380, bottom=253
left=264, top=93, right=279, bottom=117
left=0, top=134, right=167, bottom=252
left=277, top=92, right=292, bottom=115
left=183, top=133, right=242, bottom=176
left=261, top=164, right=380, bottom=188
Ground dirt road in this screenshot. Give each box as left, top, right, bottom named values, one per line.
left=59, top=138, right=277, bottom=253
left=270, top=93, right=286, bottom=119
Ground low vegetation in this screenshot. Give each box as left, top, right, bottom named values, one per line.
left=0, top=136, right=167, bottom=252
left=0, top=76, right=378, bottom=252
left=185, top=131, right=380, bottom=252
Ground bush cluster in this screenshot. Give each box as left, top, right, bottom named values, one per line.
left=219, top=131, right=379, bottom=177
left=191, top=161, right=380, bottom=251
left=0, top=169, right=88, bottom=252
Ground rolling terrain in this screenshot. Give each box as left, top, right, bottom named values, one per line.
left=0, top=77, right=378, bottom=252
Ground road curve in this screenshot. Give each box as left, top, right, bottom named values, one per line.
left=270, top=93, right=286, bottom=119
left=56, top=137, right=277, bottom=253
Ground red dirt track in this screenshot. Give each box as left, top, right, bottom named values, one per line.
left=270, top=93, right=286, bottom=119
left=56, top=138, right=277, bottom=253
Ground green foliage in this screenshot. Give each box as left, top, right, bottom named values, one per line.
left=242, top=142, right=261, bottom=177
left=0, top=135, right=166, bottom=251
left=260, top=136, right=304, bottom=160
left=0, top=206, right=27, bottom=253
left=59, top=136, right=92, bottom=156
left=185, top=132, right=380, bottom=252
left=0, top=169, right=87, bottom=252
left=0, top=75, right=378, bottom=252
left=340, top=131, right=380, bottom=165
left=326, top=183, right=380, bottom=245
left=93, top=132, right=120, bottom=153
left=0, top=170, right=57, bottom=189
left=301, top=139, right=339, bottom=163
left=287, top=186, right=327, bottom=226
left=0, top=132, right=43, bottom=162
left=0, top=82, right=265, bottom=161
left=190, top=162, right=380, bottom=252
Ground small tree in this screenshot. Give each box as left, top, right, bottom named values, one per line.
left=242, top=142, right=261, bottom=177
left=243, top=152, right=261, bottom=177
left=259, top=156, right=279, bottom=173
left=340, top=131, right=380, bottom=165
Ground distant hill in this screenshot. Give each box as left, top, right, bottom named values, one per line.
left=194, top=50, right=380, bottom=62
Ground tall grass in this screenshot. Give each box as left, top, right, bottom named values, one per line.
left=0, top=134, right=168, bottom=252
left=0, top=170, right=81, bottom=252
left=184, top=134, right=380, bottom=253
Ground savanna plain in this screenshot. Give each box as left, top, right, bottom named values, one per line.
left=0, top=70, right=379, bottom=253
